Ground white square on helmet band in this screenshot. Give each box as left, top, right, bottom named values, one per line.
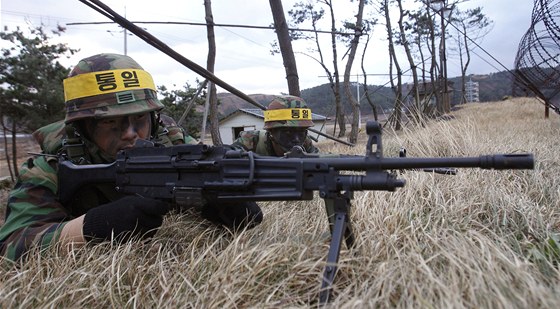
left=116, top=91, right=136, bottom=104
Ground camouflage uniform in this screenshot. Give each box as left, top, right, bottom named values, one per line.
left=0, top=54, right=197, bottom=260
left=232, top=95, right=319, bottom=156
left=156, top=114, right=198, bottom=146
left=232, top=130, right=318, bottom=156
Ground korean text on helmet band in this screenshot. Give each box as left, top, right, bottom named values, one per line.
left=63, top=69, right=156, bottom=102
left=264, top=108, right=312, bottom=122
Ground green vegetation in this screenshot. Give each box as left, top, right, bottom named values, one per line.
left=158, top=84, right=206, bottom=138
left=0, top=26, right=76, bottom=134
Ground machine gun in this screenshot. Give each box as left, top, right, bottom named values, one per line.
left=57, top=121, right=534, bottom=304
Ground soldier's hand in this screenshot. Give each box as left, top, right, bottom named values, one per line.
left=82, top=196, right=170, bottom=243
left=201, top=200, right=263, bottom=230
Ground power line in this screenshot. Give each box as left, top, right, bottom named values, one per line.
left=66, top=20, right=354, bottom=36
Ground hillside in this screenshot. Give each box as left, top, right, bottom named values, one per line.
left=216, top=70, right=527, bottom=117
left=216, top=93, right=277, bottom=116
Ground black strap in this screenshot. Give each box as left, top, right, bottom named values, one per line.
left=62, top=124, right=88, bottom=164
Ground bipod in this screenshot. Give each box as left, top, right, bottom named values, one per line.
left=319, top=192, right=355, bottom=305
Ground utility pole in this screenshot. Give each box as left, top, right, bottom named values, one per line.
left=124, top=6, right=128, bottom=55
left=356, top=73, right=361, bottom=128
left=67, top=6, right=130, bottom=55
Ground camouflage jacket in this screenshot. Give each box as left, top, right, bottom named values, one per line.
left=0, top=115, right=196, bottom=261
left=231, top=130, right=319, bottom=156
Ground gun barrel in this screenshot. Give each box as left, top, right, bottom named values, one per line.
left=477, top=154, right=535, bottom=169
left=317, top=153, right=534, bottom=171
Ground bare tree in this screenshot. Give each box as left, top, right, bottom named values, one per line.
left=382, top=0, right=403, bottom=130
left=395, top=0, right=423, bottom=124
left=450, top=6, right=492, bottom=104
left=323, top=0, right=345, bottom=137
left=204, top=0, right=223, bottom=145
left=287, top=0, right=345, bottom=137
left=269, top=0, right=301, bottom=96
left=342, top=0, right=366, bottom=144
left=423, top=0, right=443, bottom=115
left=360, top=20, right=379, bottom=121
left=405, top=8, right=438, bottom=118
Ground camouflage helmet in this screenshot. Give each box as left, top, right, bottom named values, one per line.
left=263, top=95, right=314, bottom=130
left=63, top=53, right=164, bottom=123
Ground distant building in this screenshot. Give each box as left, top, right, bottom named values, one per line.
left=465, top=78, right=480, bottom=102
left=219, top=108, right=329, bottom=144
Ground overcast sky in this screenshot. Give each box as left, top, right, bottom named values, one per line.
left=1, top=0, right=535, bottom=96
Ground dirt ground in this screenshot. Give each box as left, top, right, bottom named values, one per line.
left=1, top=136, right=40, bottom=224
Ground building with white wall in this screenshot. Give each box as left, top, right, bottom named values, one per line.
left=219, top=108, right=329, bottom=144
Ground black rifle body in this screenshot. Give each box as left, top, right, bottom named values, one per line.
left=59, top=145, right=533, bottom=206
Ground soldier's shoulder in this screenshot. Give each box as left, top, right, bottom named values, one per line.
left=17, top=155, right=58, bottom=190
left=238, top=130, right=263, bottom=139
left=304, top=137, right=320, bottom=153
left=32, top=120, right=66, bottom=154
left=232, top=130, right=266, bottom=151
left=159, top=114, right=178, bottom=127
left=155, top=114, right=198, bottom=146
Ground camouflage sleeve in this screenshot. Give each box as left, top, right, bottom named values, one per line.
left=0, top=156, right=69, bottom=261
left=157, top=114, right=198, bottom=145
left=231, top=131, right=258, bottom=152
left=165, top=125, right=188, bottom=145
left=304, top=136, right=320, bottom=154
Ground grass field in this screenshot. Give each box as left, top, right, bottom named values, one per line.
left=0, top=97, right=559, bottom=308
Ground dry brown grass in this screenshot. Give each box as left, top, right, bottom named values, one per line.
left=1, top=97, right=559, bottom=308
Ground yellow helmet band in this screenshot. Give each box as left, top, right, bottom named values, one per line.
left=63, top=69, right=156, bottom=102
left=264, top=108, right=312, bottom=122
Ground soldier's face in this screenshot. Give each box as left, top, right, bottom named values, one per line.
left=85, top=113, right=151, bottom=158
left=269, top=127, right=308, bottom=152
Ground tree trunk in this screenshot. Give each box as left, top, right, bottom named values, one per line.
left=11, top=121, right=18, bottom=178
left=426, top=2, right=443, bottom=115
left=204, top=0, right=223, bottom=145
left=439, top=8, right=451, bottom=113
left=360, top=30, right=378, bottom=121
left=397, top=0, right=421, bottom=124
left=1, top=116, right=14, bottom=181
left=343, top=0, right=365, bottom=144
left=457, top=29, right=467, bottom=104
left=460, top=22, right=471, bottom=104
left=201, top=83, right=211, bottom=143
left=414, top=30, right=430, bottom=119
left=269, top=0, right=301, bottom=96
left=306, top=2, right=338, bottom=137
left=384, top=0, right=402, bottom=130
left=315, top=0, right=344, bottom=137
